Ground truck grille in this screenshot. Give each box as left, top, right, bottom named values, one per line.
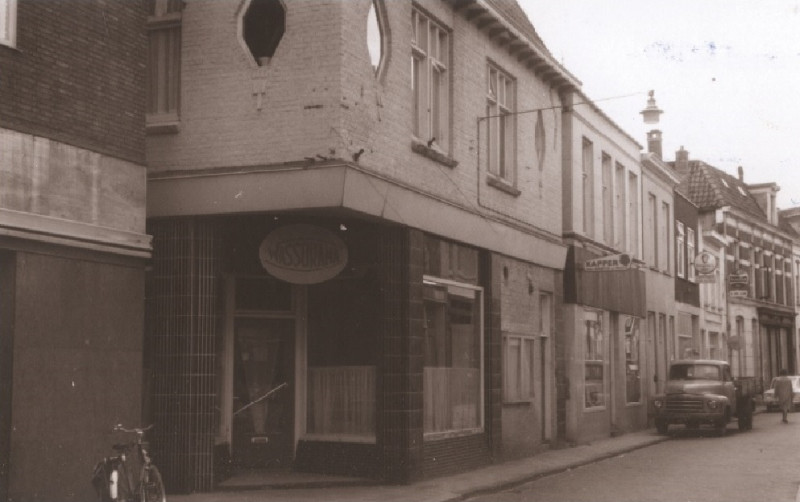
left=665, top=396, right=704, bottom=412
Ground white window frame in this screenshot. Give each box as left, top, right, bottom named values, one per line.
left=412, top=8, right=449, bottom=151
left=0, top=0, right=17, bottom=48
left=584, top=310, right=605, bottom=410
left=486, top=63, right=516, bottom=182
left=602, top=153, right=613, bottom=246
left=422, top=276, right=484, bottom=439
left=503, top=333, right=535, bottom=403
left=687, top=227, right=696, bottom=281
left=676, top=221, right=685, bottom=278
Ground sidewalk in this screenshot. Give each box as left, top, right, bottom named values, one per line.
left=169, top=429, right=667, bottom=502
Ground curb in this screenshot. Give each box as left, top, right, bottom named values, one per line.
left=440, top=435, right=669, bottom=502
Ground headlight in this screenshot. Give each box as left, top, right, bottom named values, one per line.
left=653, top=399, right=663, bottom=408
left=707, top=400, right=719, bottom=409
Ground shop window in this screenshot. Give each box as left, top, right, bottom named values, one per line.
left=0, top=0, right=16, bottom=47
left=584, top=311, right=604, bottom=408
left=411, top=7, right=449, bottom=151
left=146, top=0, right=183, bottom=132
left=503, top=333, right=534, bottom=403
left=423, top=277, right=483, bottom=436
left=366, top=0, right=387, bottom=76
left=624, top=317, right=641, bottom=403
left=486, top=64, right=516, bottom=185
left=307, top=278, right=377, bottom=440
left=242, top=0, right=285, bottom=66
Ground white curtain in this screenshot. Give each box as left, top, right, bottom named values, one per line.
left=308, top=366, right=376, bottom=436
left=424, top=367, right=479, bottom=433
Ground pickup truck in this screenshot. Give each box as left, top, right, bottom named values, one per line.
left=652, top=359, right=754, bottom=435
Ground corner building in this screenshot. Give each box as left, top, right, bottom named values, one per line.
left=144, top=0, right=578, bottom=491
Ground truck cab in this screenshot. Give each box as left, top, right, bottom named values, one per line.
left=652, top=360, right=754, bottom=435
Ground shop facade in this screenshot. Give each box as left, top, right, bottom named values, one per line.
left=145, top=207, right=565, bottom=490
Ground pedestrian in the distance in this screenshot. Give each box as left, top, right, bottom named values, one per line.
left=774, top=368, right=794, bottom=424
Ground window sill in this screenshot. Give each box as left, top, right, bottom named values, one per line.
left=146, top=117, right=180, bottom=135
left=301, top=434, right=376, bottom=444
left=411, top=139, right=458, bottom=168
left=423, top=427, right=483, bottom=441
left=503, top=400, right=532, bottom=408
left=486, top=175, right=521, bottom=197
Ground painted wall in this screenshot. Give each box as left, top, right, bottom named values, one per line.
left=498, top=256, right=558, bottom=458
left=7, top=251, right=144, bottom=502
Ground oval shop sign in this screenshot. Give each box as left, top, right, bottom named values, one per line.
left=259, top=224, right=348, bottom=284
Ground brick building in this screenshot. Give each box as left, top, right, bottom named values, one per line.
left=559, top=90, right=648, bottom=443
left=672, top=152, right=797, bottom=392
left=0, top=1, right=150, bottom=500
left=143, top=0, right=578, bottom=492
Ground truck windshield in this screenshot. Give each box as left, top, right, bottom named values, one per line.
left=669, top=364, right=720, bottom=381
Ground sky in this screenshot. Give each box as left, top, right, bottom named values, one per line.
left=519, top=0, right=800, bottom=209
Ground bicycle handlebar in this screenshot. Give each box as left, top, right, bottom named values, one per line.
left=113, top=424, right=154, bottom=435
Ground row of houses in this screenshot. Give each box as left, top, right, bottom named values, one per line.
left=1, top=0, right=798, bottom=500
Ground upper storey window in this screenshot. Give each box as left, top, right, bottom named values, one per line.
left=147, top=0, right=183, bottom=133
left=366, top=0, right=387, bottom=77
left=486, top=64, right=516, bottom=184
left=0, top=0, right=17, bottom=48
left=242, top=0, right=285, bottom=66
left=411, top=8, right=449, bottom=151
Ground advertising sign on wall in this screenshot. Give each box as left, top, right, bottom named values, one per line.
left=259, top=224, right=348, bottom=284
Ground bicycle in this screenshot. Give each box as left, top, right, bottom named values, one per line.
left=91, top=424, right=166, bottom=502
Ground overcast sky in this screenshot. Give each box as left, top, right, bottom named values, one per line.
left=519, top=0, right=800, bottom=209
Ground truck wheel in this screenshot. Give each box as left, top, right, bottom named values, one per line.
left=656, top=419, right=669, bottom=435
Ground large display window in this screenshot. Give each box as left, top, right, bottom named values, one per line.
left=423, top=277, right=484, bottom=437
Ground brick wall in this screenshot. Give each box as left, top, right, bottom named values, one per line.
left=0, top=0, right=146, bottom=164
left=146, top=0, right=562, bottom=239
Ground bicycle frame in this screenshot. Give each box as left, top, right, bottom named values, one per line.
left=92, top=424, right=166, bottom=502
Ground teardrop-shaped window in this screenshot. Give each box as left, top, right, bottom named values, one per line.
left=535, top=110, right=546, bottom=169
left=366, top=0, right=386, bottom=76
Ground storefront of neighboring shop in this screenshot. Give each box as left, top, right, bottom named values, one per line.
left=561, top=246, right=647, bottom=444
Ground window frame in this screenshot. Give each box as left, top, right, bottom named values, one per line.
left=486, top=62, right=517, bottom=185
left=503, top=333, right=535, bottom=403
left=422, top=275, right=485, bottom=439
left=411, top=8, right=450, bottom=153
left=583, top=310, right=605, bottom=410
left=0, top=0, right=17, bottom=48
left=676, top=221, right=685, bottom=278
left=146, top=0, right=183, bottom=133
left=687, top=227, right=696, bottom=281
left=624, top=316, right=641, bottom=404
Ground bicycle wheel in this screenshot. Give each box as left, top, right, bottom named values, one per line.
left=139, top=465, right=166, bottom=502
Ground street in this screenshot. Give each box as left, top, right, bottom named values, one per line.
left=466, top=412, right=800, bottom=502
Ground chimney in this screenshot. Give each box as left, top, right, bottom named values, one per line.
left=675, top=146, right=689, bottom=172
left=738, top=165, right=744, bottom=181
left=647, top=130, right=663, bottom=159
